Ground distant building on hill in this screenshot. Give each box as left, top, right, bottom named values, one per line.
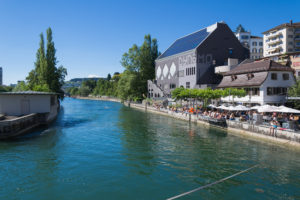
left=148, top=21, right=249, bottom=98
left=63, top=77, right=105, bottom=90
left=235, top=31, right=263, bottom=59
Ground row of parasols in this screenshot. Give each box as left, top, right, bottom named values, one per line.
left=208, top=104, right=300, bottom=114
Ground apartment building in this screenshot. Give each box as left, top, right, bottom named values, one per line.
left=263, top=20, right=300, bottom=58
left=235, top=31, right=263, bottom=59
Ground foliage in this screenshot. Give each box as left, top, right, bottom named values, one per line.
left=288, top=79, right=300, bottom=97
left=107, top=73, right=112, bottom=81
left=13, top=81, right=29, bottom=92
left=0, top=85, right=13, bottom=92
left=287, top=80, right=300, bottom=109
left=26, top=27, right=67, bottom=100
left=171, top=87, right=246, bottom=107
left=119, top=34, right=160, bottom=100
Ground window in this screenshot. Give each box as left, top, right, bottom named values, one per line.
left=283, top=73, right=289, bottom=80
left=259, top=42, right=263, bottom=46
left=186, top=68, right=188, bottom=75
left=206, top=55, right=211, bottom=62
left=178, top=70, right=184, bottom=77
left=271, top=73, right=277, bottom=80
left=170, top=84, right=176, bottom=89
left=231, top=75, right=237, bottom=81
left=252, top=42, right=257, bottom=46
left=186, top=82, right=190, bottom=89
left=288, top=42, right=293, bottom=45
left=267, top=87, right=287, bottom=95
left=247, top=73, right=254, bottom=80
left=241, top=35, right=249, bottom=39
left=288, top=48, right=293, bottom=52
left=288, top=35, right=293, bottom=38
left=259, top=48, right=263, bottom=53
left=252, top=48, right=257, bottom=53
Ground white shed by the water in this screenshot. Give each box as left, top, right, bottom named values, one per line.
left=0, top=91, right=58, bottom=116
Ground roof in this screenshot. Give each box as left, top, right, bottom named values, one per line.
left=262, top=22, right=300, bottom=34
left=218, top=71, right=268, bottom=88
left=224, top=60, right=293, bottom=75
left=0, top=91, right=58, bottom=95
left=157, top=23, right=218, bottom=60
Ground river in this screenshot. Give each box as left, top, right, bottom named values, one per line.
left=0, top=98, right=299, bottom=200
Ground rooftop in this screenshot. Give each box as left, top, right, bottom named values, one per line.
left=157, top=23, right=221, bottom=60
left=224, top=60, right=293, bottom=75
left=0, top=91, right=58, bottom=95
left=262, top=21, right=300, bottom=34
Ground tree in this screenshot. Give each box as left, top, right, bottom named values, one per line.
left=236, top=24, right=246, bottom=33
left=13, top=81, right=29, bottom=92
left=26, top=27, right=67, bottom=100
left=287, top=80, right=300, bottom=109
left=119, top=34, right=160, bottom=100
left=107, top=73, right=112, bottom=81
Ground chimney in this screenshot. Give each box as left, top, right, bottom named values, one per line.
left=290, top=20, right=293, bottom=25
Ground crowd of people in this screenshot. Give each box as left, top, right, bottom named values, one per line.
left=150, top=102, right=300, bottom=132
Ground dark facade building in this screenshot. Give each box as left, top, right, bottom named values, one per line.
left=148, top=22, right=249, bottom=98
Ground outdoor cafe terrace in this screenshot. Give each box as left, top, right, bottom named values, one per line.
left=150, top=103, right=300, bottom=134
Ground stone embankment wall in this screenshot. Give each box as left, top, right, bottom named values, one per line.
left=0, top=113, right=48, bottom=139
left=127, top=102, right=300, bottom=146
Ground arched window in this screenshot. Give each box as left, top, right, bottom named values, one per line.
left=252, top=48, right=257, bottom=53
left=259, top=48, right=263, bottom=53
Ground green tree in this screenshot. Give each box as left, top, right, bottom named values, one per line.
left=107, top=73, right=112, bottom=81
left=287, top=80, right=300, bottom=109
left=13, top=81, right=29, bottom=92
left=119, top=34, right=160, bottom=100
left=26, top=27, right=67, bottom=100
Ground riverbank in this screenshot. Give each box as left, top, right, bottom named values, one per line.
left=72, top=96, right=300, bottom=149
left=126, top=103, right=300, bottom=149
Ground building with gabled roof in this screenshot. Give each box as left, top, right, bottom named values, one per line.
left=218, top=60, right=295, bottom=105
left=148, top=22, right=249, bottom=98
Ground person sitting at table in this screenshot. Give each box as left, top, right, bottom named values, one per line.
left=230, top=113, right=235, bottom=120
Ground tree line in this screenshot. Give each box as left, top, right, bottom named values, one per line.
left=171, top=87, right=247, bottom=107
left=67, top=34, right=160, bottom=101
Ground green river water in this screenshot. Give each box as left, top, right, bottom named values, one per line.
left=0, top=98, right=299, bottom=199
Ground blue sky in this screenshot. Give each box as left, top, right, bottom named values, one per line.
left=0, top=0, right=299, bottom=85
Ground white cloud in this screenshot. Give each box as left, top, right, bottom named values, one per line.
left=87, top=74, right=100, bottom=78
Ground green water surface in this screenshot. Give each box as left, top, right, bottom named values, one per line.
left=0, top=98, right=300, bottom=200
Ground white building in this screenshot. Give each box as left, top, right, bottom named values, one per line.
left=263, top=20, right=300, bottom=58
left=235, top=31, right=263, bottom=59
left=218, top=60, right=295, bottom=105
left=0, top=91, right=58, bottom=119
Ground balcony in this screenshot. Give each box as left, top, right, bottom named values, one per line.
left=266, top=32, right=282, bottom=40
left=268, top=38, right=282, bottom=45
